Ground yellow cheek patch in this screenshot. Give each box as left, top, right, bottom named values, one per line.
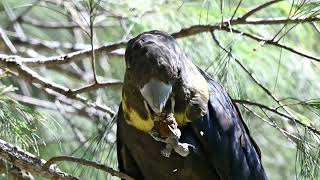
left=122, top=98, right=154, bottom=133
left=174, top=112, right=191, bottom=126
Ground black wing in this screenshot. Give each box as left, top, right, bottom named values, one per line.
left=192, top=71, right=267, bottom=180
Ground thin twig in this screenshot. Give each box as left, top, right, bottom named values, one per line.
left=241, top=16, right=320, bottom=25
left=89, top=0, right=98, bottom=83
left=0, top=57, right=115, bottom=115
left=242, top=104, right=299, bottom=145
left=6, top=0, right=42, bottom=28
left=44, top=156, right=135, bottom=180
left=230, top=0, right=243, bottom=21
left=219, top=27, right=320, bottom=63
left=2, top=1, right=26, bottom=39
left=210, top=31, right=306, bottom=133
left=72, top=81, right=123, bottom=94
left=241, top=0, right=284, bottom=20
left=8, top=93, right=103, bottom=122
left=211, top=31, right=280, bottom=101
left=21, top=16, right=116, bottom=29
left=0, top=28, right=17, bottom=54
left=5, top=30, right=124, bottom=56
left=233, top=99, right=320, bottom=136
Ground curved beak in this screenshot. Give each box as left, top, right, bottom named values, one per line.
left=140, top=78, right=172, bottom=114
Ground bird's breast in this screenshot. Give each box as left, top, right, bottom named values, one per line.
left=118, top=113, right=220, bottom=180
left=122, top=97, right=191, bottom=133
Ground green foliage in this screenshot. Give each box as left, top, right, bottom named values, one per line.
left=0, top=84, right=42, bottom=152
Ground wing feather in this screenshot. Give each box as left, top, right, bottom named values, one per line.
left=192, top=72, right=267, bottom=180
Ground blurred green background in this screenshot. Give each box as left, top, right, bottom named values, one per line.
left=1, top=0, right=320, bottom=179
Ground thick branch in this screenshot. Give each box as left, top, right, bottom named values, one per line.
left=44, top=156, right=135, bottom=180
left=0, top=139, right=78, bottom=179
left=171, top=16, right=320, bottom=38
left=0, top=159, right=35, bottom=180
left=3, top=16, right=318, bottom=67
left=0, top=56, right=69, bottom=94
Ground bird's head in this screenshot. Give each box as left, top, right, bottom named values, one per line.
left=122, top=30, right=209, bottom=132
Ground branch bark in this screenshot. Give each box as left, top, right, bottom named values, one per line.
left=0, top=139, right=79, bottom=179
left=44, top=156, right=135, bottom=180
left=0, top=56, right=115, bottom=116
left=3, top=16, right=318, bottom=67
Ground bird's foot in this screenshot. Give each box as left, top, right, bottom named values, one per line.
left=150, top=129, right=193, bottom=158
left=160, top=136, right=194, bottom=158
left=161, top=144, right=173, bottom=158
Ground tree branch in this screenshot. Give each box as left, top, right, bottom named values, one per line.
left=6, top=0, right=42, bottom=28
left=219, top=27, right=320, bottom=63
left=233, top=99, right=320, bottom=136
left=20, top=41, right=127, bottom=67
left=0, top=159, right=35, bottom=180
left=72, top=81, right=123, bottom=94
left=241, top=104, right=300, bottom=146
left=2, top=28, right=124, bottom=57
left=44, top=156, right=135, bottom=180
left=241, top=16, right=320, bottom=25
left=8, top=93, right=104, bottom=123
left=171, top=16, right=320, bottom=38
left=210, top=31, right=312, bottom=134
left=0, top=56, right=115, bottom=116
left=2, top=15, right=317, bottom=67
left=211, top=31, right=280, bottom=102
left=241, top=0, right=284, bottom=20
left=21, top=16, right=117, bottom=29
left=0, top=139, right=79, bottom=179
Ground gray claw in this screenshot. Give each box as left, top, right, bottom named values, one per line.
left=150, top=132, right=166, bottom=143
left=174, top=143, right=193, bottom=157
left=161, top=148, right=172, bottom=158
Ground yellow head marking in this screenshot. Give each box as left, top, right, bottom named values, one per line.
left=122, top=95, right=154, bottom=132
left=174, top=112, right=191, bottom=126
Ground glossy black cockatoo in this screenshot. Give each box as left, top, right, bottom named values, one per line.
left=116, top=30, right=267, bottom=180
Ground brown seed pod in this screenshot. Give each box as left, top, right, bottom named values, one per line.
left=153, top=113, right=178, bottom=138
